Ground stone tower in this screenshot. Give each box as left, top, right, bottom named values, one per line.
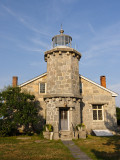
left=44, top=28, right=82, bottom=139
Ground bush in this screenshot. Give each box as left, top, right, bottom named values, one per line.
left=43, top=124, right=53, bottom=132
left=76, top=123, right=85, bottom=131
left=0, top=86, right=39, bottom=136
left=0, top=119, right=18, bottom=136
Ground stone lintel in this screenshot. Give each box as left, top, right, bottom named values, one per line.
left=88, top=102, right=109, bottom=105
left=56, top=106, right=75, bottom=109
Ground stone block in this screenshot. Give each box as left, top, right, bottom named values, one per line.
left=43, top=131, right=50, bottom=139
left=78, top=131, right=86, bottom=139
left=53, top=132, right=59, bottom=140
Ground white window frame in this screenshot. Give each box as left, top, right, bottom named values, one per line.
left=92, top=105, right=104, bottom=121
left=39, top=83, right=47, bottom=94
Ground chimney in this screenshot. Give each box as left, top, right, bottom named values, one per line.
left=100, top=76, right=106, bottom=88
left=12, top=76, right=18, bottom=87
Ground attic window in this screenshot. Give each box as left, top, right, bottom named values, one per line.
left=39, top=83, right=46, bottom=93
left=92, top=105, right=103, bottom=121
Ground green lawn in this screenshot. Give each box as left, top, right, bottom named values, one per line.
left=0, top=135, right=74, bottom=160
left=1, top=135, right=120, bottom=160
left=74, top=135, right=120, bottom=160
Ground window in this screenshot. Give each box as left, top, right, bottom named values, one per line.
left=39, top=83, right=46, bottom=93
left=80, top=82, right=82, bottom=93
left=92, top=105, right=103, bottom=120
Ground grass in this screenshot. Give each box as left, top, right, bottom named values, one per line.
left=0, top=135, right=74, bottom=160
left=1, top=135, right=120, bottom=160
left=74, top=135, right=120, bottom=160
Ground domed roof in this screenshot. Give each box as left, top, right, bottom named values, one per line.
left=52, top=26, right=72, bottom=48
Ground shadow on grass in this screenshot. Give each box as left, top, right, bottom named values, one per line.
left=91, top=136, right=120, bottom=160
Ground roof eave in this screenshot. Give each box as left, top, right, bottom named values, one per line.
left=19, top=72, right=47, bottom=87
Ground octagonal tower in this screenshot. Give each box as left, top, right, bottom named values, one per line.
left=44, top=28, right=82, bottom=140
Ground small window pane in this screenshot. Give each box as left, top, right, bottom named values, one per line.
left=40, top=83, right=45, bottom=93
left=64, top=111, right=67, bottom=119
left=98, top=110, right=102, bottom=120
left=93, top=110, right=97, bottom=120
left=61, top=111, right=63, bottom=119
left=98, top=105, right=102, bottom=109
left=93, top=105, right=97, bottom=109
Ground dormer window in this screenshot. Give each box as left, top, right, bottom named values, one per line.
left=39, top=83, right=46, bottom=94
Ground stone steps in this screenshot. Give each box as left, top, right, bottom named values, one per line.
left=60, top=131, right=72, bottom=140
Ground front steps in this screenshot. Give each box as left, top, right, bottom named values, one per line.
left=59, top=131, right=72, bottom=140
left=43, top=130, right=86, bottom=140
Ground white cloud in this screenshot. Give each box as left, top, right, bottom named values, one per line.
left=18, top=44, right=44, bottom=53
left=19, top=18, right=51, bottom=37
left=31, top=38, right=51, bottom=50
left=2, top=4, right=16, bottom=17
left=88, top=23, right=96, bottom=34
left=2, top=5, right=51, bottom=37
left=84, top=22, right=120, bottom=60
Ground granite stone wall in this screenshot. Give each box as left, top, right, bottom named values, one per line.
left=20, top=73, right=117, bottom=134
left=45, top=47, right=81, bottom=97
left=80, top=77, right=117, bottom=133
left=45, top=97, right=81, bottom=132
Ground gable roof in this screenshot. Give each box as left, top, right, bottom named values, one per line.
left=19, top=72, right=47, bottom=87
left=80, top=75, right=118, bottom=97
left=19, top=72, right=118, bottom=97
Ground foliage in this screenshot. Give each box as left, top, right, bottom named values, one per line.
left=76, top=123, right=85, bottom=131
left=43, top=124, right=53, bottom=132
left=0, top=86, right=38, bottom=136
left=116, top=107, right=120, bottom=125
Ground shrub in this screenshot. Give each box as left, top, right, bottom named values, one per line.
left=0, top=86, right=39, bottom=136
left=76, top=123, right=85, bottom=131
left=43, top=124, right=53, bottom=132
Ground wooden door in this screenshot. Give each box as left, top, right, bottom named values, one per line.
left=60, top=109, right=68, bottom=130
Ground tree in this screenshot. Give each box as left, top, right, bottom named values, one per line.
left=116, top=107, right=120, bottom=125
left=0, top=86, right=38, bottom=136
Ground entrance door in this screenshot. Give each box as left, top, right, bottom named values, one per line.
left=60, top=109, right=68, bottom=130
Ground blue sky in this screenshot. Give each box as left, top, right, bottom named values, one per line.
left=0, top=0, right=120, bottom=107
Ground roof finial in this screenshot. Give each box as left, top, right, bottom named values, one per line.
left=59, top=24, right=64, bottom=34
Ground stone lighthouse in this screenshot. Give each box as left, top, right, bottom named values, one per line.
left=44, top=28, right=82, bottom=139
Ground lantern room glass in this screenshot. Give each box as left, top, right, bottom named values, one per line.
left=52, top=29, right=72, bottom=48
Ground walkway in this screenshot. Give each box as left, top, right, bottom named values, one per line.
left=62, top=140, right=92, bottom=160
